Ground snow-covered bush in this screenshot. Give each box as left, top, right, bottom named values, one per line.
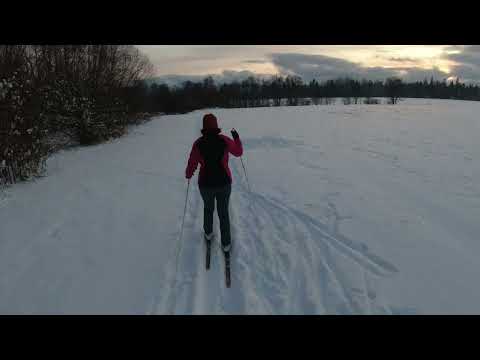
left=0, top=73, right=48, bottom=183
left=37, top=79, right=128, bottom=145
left=0, top=45, right=151, bottom=185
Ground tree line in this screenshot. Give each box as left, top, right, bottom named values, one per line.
left=131, top=75, right=480, bottom=114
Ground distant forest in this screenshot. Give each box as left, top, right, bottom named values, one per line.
left=128, top=75, right=480, bottom=114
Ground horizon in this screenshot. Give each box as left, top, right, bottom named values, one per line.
left=144, top=71, right=471, bottom=88
left=136, top=45, right=480, bottom=86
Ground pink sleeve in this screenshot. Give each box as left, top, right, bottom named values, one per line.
left=225, top=136, right=243, bottom=157
left=185, top=142, right=201, bottom=179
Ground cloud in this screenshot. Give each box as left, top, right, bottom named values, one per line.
left=270, top=52, right=450, bottom=82
left=270, top=53, right=393, bottom=81
left=147, top=74, right=206, bottom=87
left=217, top=70, right=271, bottom=83
left=400, top=67, right=449, bottom=82
left=243, top=59, right=269, bottom=64
left=443, top=45, right=480, bottom=83
left=387, top=57, right=421, bottom=64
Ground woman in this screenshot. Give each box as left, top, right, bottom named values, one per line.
left=185, top=113, right=243, bottom=254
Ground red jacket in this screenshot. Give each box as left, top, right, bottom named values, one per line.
left=186, top=134, right=243, bottom=187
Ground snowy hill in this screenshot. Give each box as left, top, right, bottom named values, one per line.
left=1, top=99, right=480, bottom=314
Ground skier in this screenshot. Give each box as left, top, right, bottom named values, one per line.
left=185, top=113, right=243, bottom=257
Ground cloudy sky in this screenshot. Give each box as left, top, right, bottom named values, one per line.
left=136, top=45, right=480, bottom=85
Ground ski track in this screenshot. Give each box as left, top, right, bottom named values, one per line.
left=152, top=144, right=398, bottom=315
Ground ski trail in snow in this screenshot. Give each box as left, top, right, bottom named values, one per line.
left=152, top=146, right=398, bottom=315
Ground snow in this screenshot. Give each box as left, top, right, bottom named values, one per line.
left=1, top=98, right=480, bottom=314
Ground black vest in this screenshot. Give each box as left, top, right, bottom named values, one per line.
left=197, top=135, right=230, bottom=188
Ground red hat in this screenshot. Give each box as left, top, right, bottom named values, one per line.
left=202, top=113, right=221, bottom=134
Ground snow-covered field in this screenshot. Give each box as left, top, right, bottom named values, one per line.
left=1, top=98, right=480, bottom=314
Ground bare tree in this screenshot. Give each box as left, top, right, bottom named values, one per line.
left=385, top=77, right=403, bottom=104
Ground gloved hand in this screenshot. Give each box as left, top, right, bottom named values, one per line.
left=231, top=128, right=239, bottom=140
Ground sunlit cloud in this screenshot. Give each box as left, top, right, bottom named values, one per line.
left=269, top=53, right=450, bottom=83
left=442, top=45, right=480, bottom=82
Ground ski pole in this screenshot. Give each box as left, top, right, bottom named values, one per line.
left=174, top=179, right=190, bottom=283
left=240, top=156, right=251, bottom=193
left=169, top=178, right=192, bottom=314
left=231, top=127, right=251, bottom=193
left=178, top=178, right=190, bottom=245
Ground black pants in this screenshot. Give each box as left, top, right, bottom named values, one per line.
left=199, top=184, right=231, bottom=248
